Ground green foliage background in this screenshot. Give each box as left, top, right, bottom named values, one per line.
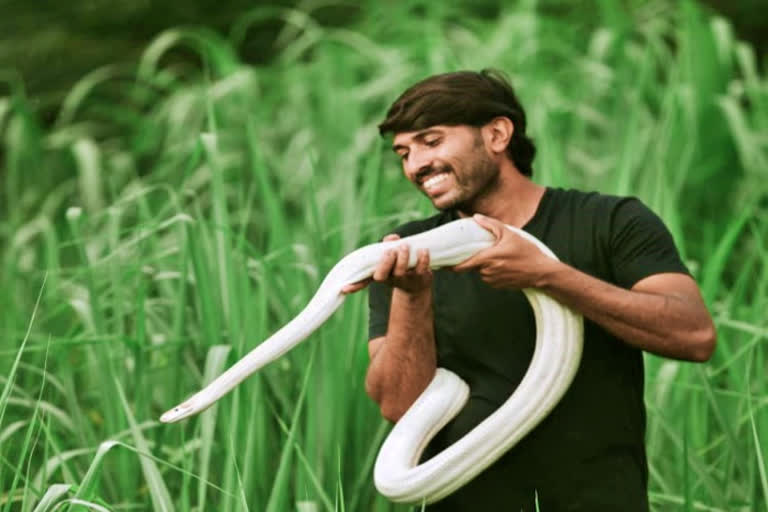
left=1, top=1, right=766, bottom=510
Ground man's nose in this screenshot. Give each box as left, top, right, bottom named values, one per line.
left=404, top=151, right=433, bottom=180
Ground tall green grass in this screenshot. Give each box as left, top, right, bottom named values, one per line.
left=1, top=1, right=766, bottom=510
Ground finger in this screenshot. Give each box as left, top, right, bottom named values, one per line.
left=451, top=258, right=476, bottom=273
left=415, top=248, right=430, bottom=274
left=373, top=250, right=397, bottom=281
left=450, top=248, right=487, bottom=272
left=341, top=278, right=372, bottom=294
left=393, top=243, right=410, bottom=277
left=382, top=233, right=401, bottom=242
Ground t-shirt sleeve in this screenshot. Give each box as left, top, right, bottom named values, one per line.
left=368, top=280, right=392, bottom=339
left=609, top=198, right=690, bottom=289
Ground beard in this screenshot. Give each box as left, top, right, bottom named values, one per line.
left=432, top=140, right=501, bottom=212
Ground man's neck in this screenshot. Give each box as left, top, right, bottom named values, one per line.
left=457, top=165, right=546, bottom=228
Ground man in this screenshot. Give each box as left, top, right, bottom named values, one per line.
left=342, top=69, right=716, bottom=511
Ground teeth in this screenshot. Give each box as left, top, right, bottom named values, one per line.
left=423, top=174, right=448, bottom=189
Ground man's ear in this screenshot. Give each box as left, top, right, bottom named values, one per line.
left=483, top=117, right=514, bottom=154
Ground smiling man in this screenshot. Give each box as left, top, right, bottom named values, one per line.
left=343, top=69, right=716, bottom=511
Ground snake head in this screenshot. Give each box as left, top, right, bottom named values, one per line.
left=159, top=401, right=196, bottom=423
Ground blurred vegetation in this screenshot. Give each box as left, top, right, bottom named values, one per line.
left=0, top=0, right=766, bottom=510
left=0, top=0, right=361, bottom=115
left=0, top=0, right=765, bottom=114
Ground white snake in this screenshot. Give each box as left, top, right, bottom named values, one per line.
left=160, top=218, right=583, bottom=504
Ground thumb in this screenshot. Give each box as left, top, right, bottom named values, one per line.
left=473, top=213, right=505, bottom=241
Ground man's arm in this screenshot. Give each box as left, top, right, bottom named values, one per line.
left=343, top=237, right=436, bottom=422
left=538, top=267, right=715, bottom=361
left=366, top=285, right=436, bottom=422
left=453, top=214, right=716, bottom=362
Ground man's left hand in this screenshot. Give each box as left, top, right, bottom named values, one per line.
left=451, top=214, right=560, bottom=289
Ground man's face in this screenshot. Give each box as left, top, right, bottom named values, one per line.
left=392, top=125, right=499, bottom=211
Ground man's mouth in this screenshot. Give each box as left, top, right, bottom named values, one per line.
left=423, top=173, right=448, bottom=188
left=422, top=172, right=451, bottom=195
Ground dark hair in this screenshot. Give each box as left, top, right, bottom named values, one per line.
left=378, top=69, right=536, bottom=177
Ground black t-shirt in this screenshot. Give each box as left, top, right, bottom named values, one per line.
left=368, top=187, right=690, bottom=511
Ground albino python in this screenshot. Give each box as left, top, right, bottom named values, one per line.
left=160, top=218, right=583, bottom=504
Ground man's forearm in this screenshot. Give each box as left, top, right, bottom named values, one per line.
left=539, top=262, right=716, bottom=361
left=365, top=287, right=437, bottom=422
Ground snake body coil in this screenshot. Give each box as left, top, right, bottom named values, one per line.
left=160, top=218, right=583, bottom=504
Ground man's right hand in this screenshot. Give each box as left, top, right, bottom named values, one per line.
left=341, top=234, right=433, bottom=294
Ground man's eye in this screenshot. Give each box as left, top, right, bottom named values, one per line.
left=399, top=153, right=409, bottom=161
left=425, top=139, right=441, bottom=147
